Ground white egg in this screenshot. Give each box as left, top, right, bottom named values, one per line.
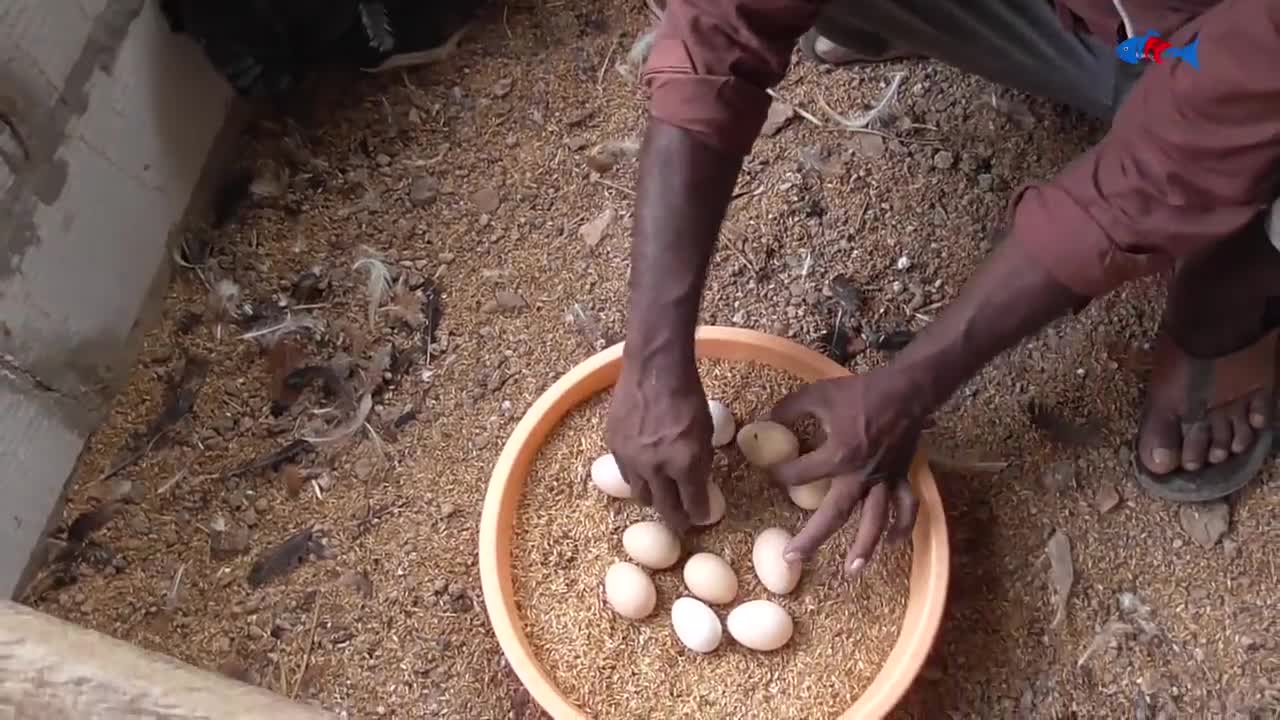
left=692, top=481, right=726, bottom=526
left=682, top=552, right=738, bottom=605
left=590, top=453, right=632, bottom=499
left=622, top=521, right=681, bottom=570
left=752, top=527, right=802, bottom=595
left=735, top=421, right=800, bottom=468
left=787, top=478, right=831, bottom=511
left=726, top=600, right=793, bottom=651
left=604, top=561, right=656, bottom=620
left=707, top=399, right=736, bottom=447
left=670, top=597, right=723, bottom=653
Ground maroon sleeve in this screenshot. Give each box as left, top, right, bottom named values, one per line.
left=641, top=0, right=824, bottom=156
left=1012, top=0, right=1280, bottom=297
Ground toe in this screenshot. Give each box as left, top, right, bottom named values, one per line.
left=1248, top=390, right=1271, bottom=429
left=1208, top=413, right=1232, bottom=464
left=1230, top=401, right=1256, bottom=454
left=1180, top=420, right=1211, bottom=472
left=1138, top=410, right=1182, bottom=475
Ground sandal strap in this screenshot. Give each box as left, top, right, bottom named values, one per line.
left=1149, top=329, right=1278, bottom=421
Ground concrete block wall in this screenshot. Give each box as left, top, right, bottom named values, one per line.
left=0, top=0, right=234, bottom=598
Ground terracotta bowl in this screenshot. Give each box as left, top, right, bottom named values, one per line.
left=479, top=326, right=950, bottom=719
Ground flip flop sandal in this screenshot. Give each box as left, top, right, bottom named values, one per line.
left=799, top=28, right=920, bottom=66
left=1134, top=329, right=1278, bottom=503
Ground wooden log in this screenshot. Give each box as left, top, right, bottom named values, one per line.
left=0, top=600, right=337, bottom=719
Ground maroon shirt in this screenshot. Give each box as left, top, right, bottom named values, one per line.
left=642, top=0, right=1280, bottom=297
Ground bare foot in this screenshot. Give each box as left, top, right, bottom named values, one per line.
left=1135, top=216, right=1280, bottom=500
left=1137, top=330, right=1275, bottom=476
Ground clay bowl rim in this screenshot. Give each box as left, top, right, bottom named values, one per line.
left=479, top=325, right=950, bottom=719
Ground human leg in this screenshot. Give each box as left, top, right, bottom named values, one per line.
left=1135, top=213, right=1280, bottom=502
left=809, top=0, right=1138, bottom=118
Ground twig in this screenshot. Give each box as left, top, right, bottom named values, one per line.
left=853, top=192, right=872, bottom=234
left=292, top=599, right=321, bottom=700
left=165, top=563, right=186, bottom=611
left=597, top=36, right=618, bottom=88
left=591, top=176, right=635, bottom=196
left=765, top=88, right=823, bottom=127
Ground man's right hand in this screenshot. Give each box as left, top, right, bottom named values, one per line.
left=606, top=362, right=713, bottom=533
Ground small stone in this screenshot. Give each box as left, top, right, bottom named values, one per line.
left=492, top=78, right=514, bottom=97
left=353, top=457, right=376, bottom=481
left=410, top=176, right=439, bottom=206
left=439, top=503, right=457, bottom=518
left=433, top=578, right=449, bottom=595
left=375, top=153, right=391, bottom=167
left=210, top=522, right=251, bottom=560
left=253, top=498, right=270, bottom=514
left=895, top=255, right=913, bottom=271
left=240, top=507, right=258, bottom=528
left=932, top=150, right=955, bottom=170
left=977, top=173, right=995, bottom=192
left=760, top=101, right=795, bottom=137
left=1094, top=483, right=1121, bottom=513
left=853, top=133, right=886, bottom=159
left=566, top=135, right=591, bottom=151
left=448, top=582, right=465, bottom=598
left=494, top=291, right=527, bottom=311
left=471, top=188, right=500, bottom=214
left=579, top=207, right=616, bottom=247
left=1178, top=501, right=1230, bottom=548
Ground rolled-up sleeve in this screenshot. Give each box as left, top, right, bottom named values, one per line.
left=1013, top=0, right=1280, bottom=297
left=641, top=0, right=824, bottom=156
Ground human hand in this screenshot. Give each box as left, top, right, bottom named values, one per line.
left=767, top=369, right=924, bottom=575
left=606, top=363, right=713, bottom=533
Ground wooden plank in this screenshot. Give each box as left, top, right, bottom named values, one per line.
left=0, top=600, right=336, bottom=719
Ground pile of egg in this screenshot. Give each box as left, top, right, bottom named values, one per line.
left=589, top=399, right=829, bottom=655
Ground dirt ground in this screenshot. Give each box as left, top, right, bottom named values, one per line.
left=23, top=0, right=1279, bottom=718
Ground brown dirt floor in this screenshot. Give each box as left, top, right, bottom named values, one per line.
left=22, top=0, right=1280, bottom=718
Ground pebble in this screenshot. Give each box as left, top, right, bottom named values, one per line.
left=471, top=188, right=501, bottom=214
left=1093, top=483, right=1121, bottom=513
left=977, top=174, right=995, bottom=192
left=253, top=498, right=270, bottom=513
left=932, top=150, right=955, bottom=170
left=354, top=458, right=376, bottom=481
left=240, top=507, right=258, bottom=527
left=895, top=255, right=912, bottom=271
left=433, top=578, right=449, bottom=595
left=1178, top=501, right=1230, bottom=548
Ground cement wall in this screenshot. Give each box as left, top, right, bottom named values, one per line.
left=0, top=0, right=234, bottom=598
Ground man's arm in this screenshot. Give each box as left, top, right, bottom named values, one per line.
left=624, top=0, right=824, bottom=369
left=897, top=0, right=1280, bottom=412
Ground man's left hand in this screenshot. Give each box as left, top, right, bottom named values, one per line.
left=767, top=369, right=925, bottom=575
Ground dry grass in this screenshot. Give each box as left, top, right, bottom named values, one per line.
left=512, top=359, right=909, bottom=719
left=20, top=0, right=1280, bottom=718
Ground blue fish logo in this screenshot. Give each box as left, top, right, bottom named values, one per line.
left=1116, top=31, right=1200, bottom=69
